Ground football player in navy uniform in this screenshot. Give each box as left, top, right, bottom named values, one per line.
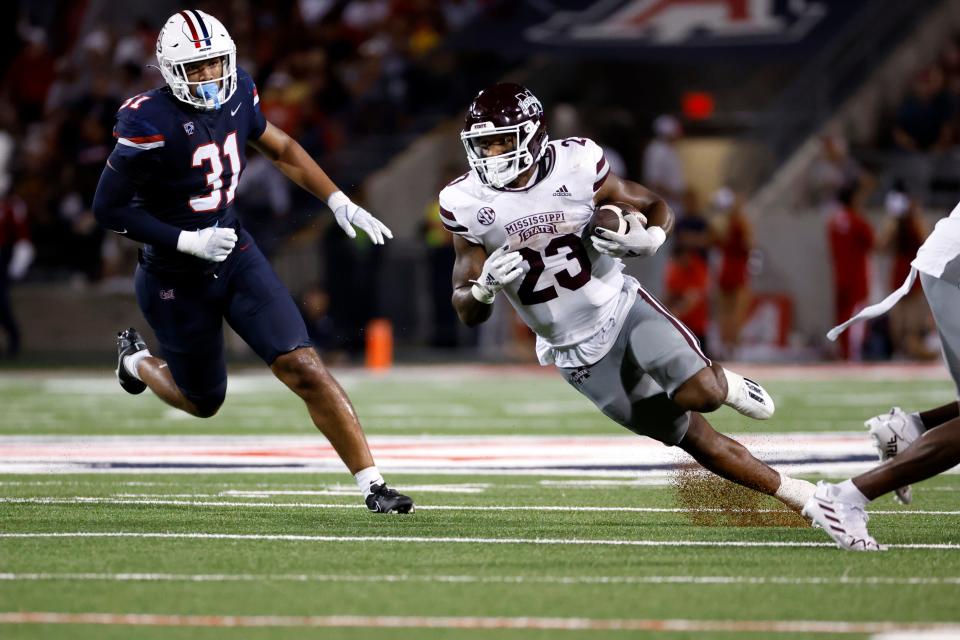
left=93, top=10, right=413, bottom=514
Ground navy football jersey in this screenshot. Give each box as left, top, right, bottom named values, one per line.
left=108, top=67, right=267, bottom=273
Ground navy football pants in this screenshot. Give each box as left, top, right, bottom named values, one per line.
left=134, top=230, right=311, bottom=411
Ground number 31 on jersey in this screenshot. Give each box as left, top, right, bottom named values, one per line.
left=190, top=131, right=241, bottom=212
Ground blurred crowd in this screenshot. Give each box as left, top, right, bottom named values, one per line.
left=0, top=0, right=496, bottom=359
left=0, top=0, right=486, bottom=286
left=0, top=3, right=955, bottom=362
left=880, top=34, right=960, bottom=206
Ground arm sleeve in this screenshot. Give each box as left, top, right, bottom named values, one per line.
left=92, top=163, right=182, bottom=249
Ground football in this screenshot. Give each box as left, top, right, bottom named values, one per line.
left=587, top=202, right=647, bottom=237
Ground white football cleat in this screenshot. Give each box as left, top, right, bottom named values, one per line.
left=865, top=407, right=923, bottom=505
left=723, top=369, right=775, bottom=420
left=802, top=481, right=883, bottom=552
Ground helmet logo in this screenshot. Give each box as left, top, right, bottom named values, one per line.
left=517, top=92, right=542, bottom=117
left=477, top=207, right=496, bottom=225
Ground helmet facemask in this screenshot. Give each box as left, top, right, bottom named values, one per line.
left=462, top=120, right=546, bottom=189
left=159, top=50, right=237, bottom=110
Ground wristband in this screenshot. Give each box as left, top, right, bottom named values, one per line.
left=471, top=283, right=495, bottom=304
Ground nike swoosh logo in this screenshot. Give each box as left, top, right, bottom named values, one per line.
left=231, top=103, right=242, bottom=116
left=113, top=228, right=128, bottom=235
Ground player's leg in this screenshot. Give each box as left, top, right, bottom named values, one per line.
left=848, top=272, right=960, bottom=501
left=862, top=273, right=960, bottom=503
left=270, top=346, right=374, bottom=472
left=675, top=412, right=779, bottom=495
left=918, top=402, right=960, bottom=429
left=559, top=293, right=812, bottom=513
left=634, top=287, right=773, bottom=419
left=803, top=273, right=960, bottom=550
left=223, top=237, right=412, bottom=513
left=119, top=266, right=228, bottom=418
left=626, top=290, right=812, bottom=509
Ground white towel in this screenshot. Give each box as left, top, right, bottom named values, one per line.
left=826, top=267, right=918, bottom=342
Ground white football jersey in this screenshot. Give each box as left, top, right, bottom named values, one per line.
left=440, top=137, right=627, bottom=363
left=912, top=199, right=960, bottom=283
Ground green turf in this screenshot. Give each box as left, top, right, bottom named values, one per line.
left=1, top=370, right=955, bottom=436
left=2, top=369, right=959, bottom=638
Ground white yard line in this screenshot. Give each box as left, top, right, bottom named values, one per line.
left=0, top=611, right=958, bottom=634
left=1, top=572, right=959, bottom=587
left=1, top=496, right=957, bottom=516
left=1, top=531, right=959, bottom=550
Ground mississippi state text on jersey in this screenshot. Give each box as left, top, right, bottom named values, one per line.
left=107, top=67, right=266, bottom=273
left=439, top=136, right=622, bottom=351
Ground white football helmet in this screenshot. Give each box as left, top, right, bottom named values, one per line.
left=156, top=10, right=237, bottom=110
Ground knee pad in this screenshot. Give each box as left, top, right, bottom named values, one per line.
left=183, top=381, right=227, bottom=418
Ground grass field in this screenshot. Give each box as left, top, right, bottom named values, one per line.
left=2, top=364, right=959, bottom=638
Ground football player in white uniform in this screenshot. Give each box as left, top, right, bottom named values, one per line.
left=804, top=199, right=960, bottom=550
left=440, top=83, right=815, bottom=518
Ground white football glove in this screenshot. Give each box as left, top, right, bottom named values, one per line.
left=470, top=244, right=524, bottom=304
left=176, top=226, right=238, bottom=262
left=591, top=213, right=666, bottom=258
left=328, top=191, right=393, bottom=245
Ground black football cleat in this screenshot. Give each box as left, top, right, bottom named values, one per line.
left=116, top=327, right=148, bottom=395
left=365, top=483, right=415, bottom=514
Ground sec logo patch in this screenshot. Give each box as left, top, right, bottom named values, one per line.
left=477, top=207, right=496, bottom=225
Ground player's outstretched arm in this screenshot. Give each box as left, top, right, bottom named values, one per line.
left=249, top=122, right=392, bottom=244
left=451, top=236, right=522, bottom=327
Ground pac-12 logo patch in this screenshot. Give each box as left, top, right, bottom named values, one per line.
left=477, top=207, right=496, bottom=225
left=183, top=122, right=195, bottom=135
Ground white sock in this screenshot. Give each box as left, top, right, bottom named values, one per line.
left=123, top=349, right=151, bottom=381
left=774, top=473, right=816, bottom=511
left=355, top=466, right=384, bottom=498
left=836, top=479, right=870, bottom=507
left=722, top=368, right=744, bottom=405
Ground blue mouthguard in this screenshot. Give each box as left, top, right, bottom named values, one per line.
left=197, top=82, right=221, bottom=110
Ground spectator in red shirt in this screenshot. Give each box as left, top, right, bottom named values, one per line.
left=827, top=179, right=875, bottom=360
left=665, top=246, right=710, bottom=355
left=713, top=188, right=753, bottom=359
left=4, top=31, right=56, bottom=124
left=0, top=193, right=34, bottom=358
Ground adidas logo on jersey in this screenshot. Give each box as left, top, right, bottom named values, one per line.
left=553, top=185, right=571, bottom=197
